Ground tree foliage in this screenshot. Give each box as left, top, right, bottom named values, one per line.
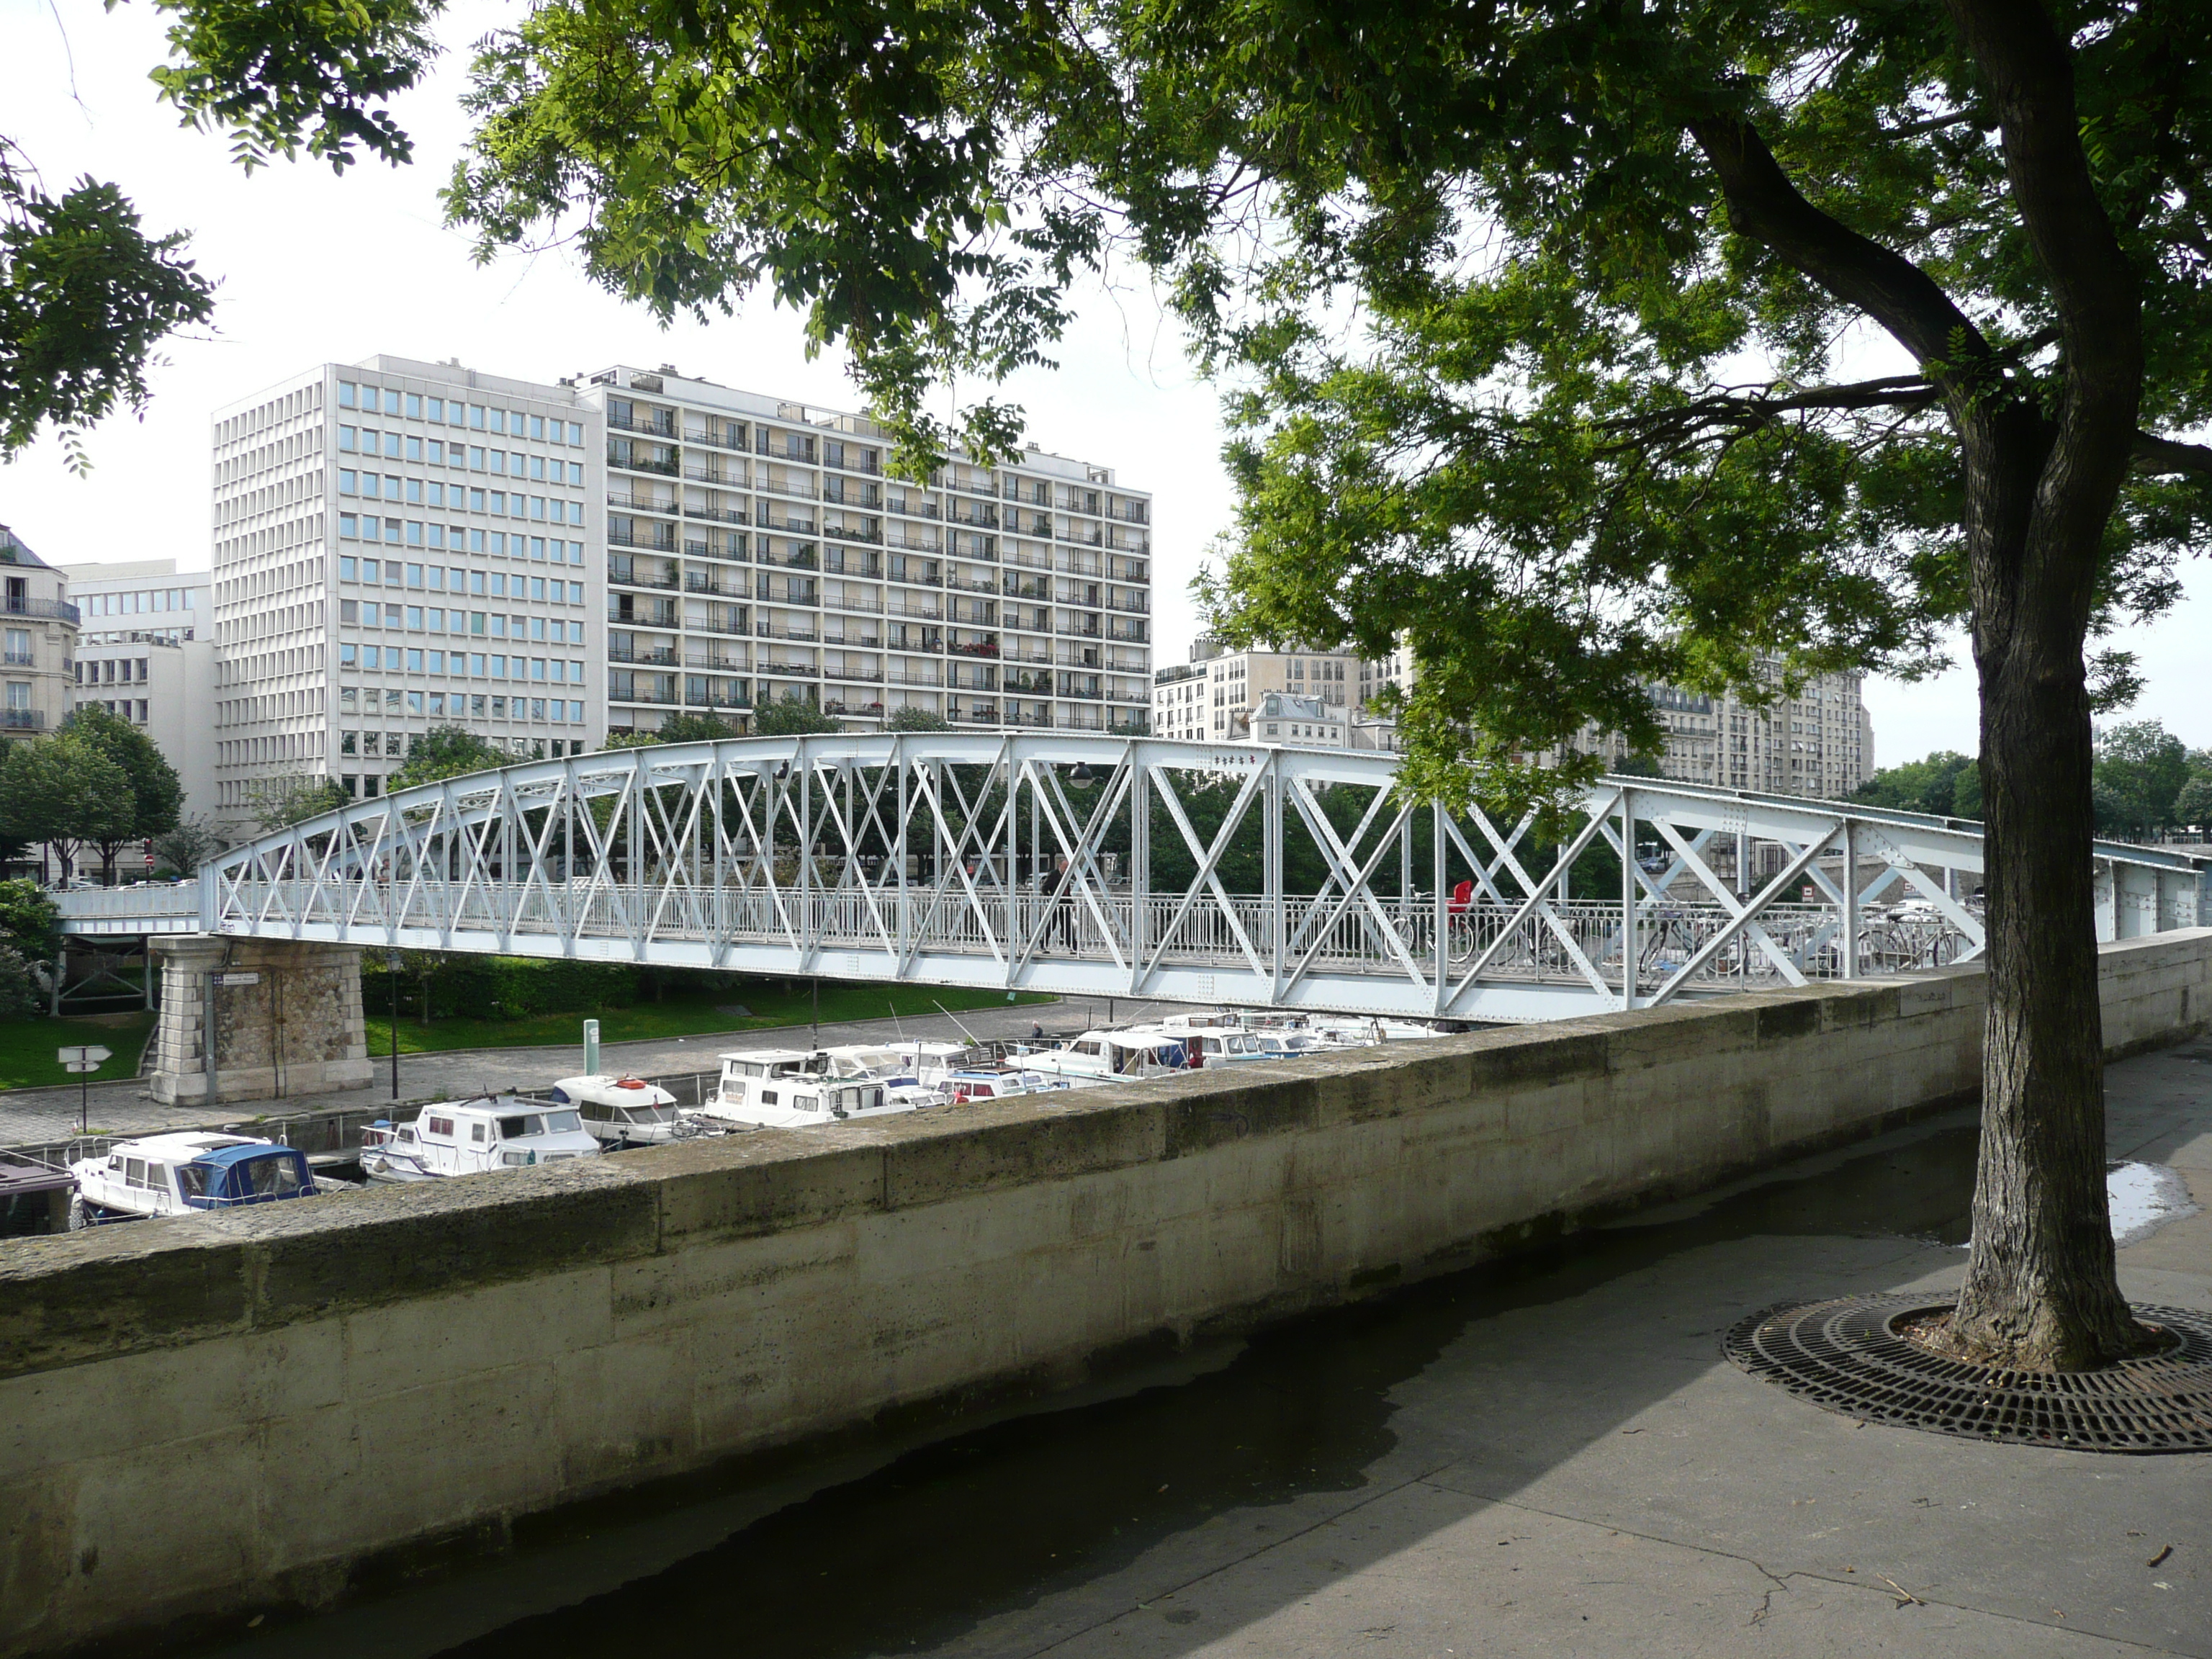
left=152, top=816, right=225, bottom=874
left=61, top=703, right=185, bottom=877
left=0, top=148, right=215, bottom=467
left=0, top=736, right=132, bottom=874
left=1854, top=751, right=1984, bottom=819
left=389, top=723, right=511, bottom=789
left=884, top=704, right=952, bottom=732
left=0, top=877, right=61, bottom=961
left=250, top=774, right=349, bottom=832
left=752, top=696, right=842, bottom=737
left=2088, top=720, right=2198, bottom=837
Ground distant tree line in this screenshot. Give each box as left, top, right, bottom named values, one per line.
left=1856, top=723, right=2212, bottom=840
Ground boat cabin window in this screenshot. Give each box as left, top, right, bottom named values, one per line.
left=623, top=1105, right=675, bottom=1124
left=551, top=1086, right=572, bottom=1104
left=758, top=1090, right=778, bottom=1106
left=472, top=1123, right=487, bottom=1143
left=176, top=1165, right=210, bottom=1201
left=125, top=1158, right=149, bottom=1188
left=734, top=1063, right=767, bottom=1079
left=1074, top=1040, right=1102, bottom=1056
left=427, top=1116, right=454, bottom=1138
left=246, top=1156, right=306, bottom=1196
left=579, top=1099, right=609, bottom=1120
left=498, top=1115, right=547, bottom=1139
left=546, top=1110, right=582, bottom=1133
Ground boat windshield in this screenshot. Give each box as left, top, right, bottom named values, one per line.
left=621, top=1105, right=676, bottom=1124
left=176, top=1165, right=210, bottom=1200
left=498, top=1115, right=545, bottom=1138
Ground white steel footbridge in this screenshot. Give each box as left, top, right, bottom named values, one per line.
left=54, top=734, right=2212, bottom=1023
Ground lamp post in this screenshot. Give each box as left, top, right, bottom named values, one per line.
left=385, top=951, right=403, bottom=1100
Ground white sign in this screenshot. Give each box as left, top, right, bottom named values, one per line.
left=215, top=971, right=261, bottom=987
left=63, top=1061, right=103, bottom=1074
left=56, top=1045, right=112, bottom=1066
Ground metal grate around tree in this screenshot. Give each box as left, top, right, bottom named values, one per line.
left=1725, top=1294, right=2212, bottom=1453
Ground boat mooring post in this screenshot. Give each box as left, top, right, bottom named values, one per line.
left=385, top=951, right=403, bottom=1100
left=584, top=1017, right=601, bottom=1076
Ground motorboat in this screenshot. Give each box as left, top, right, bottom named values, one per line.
left=1144, top=1028, right=1277, bottom=1068
left=361, top=1096, right=602, bottom=1182
left=547, top=1074, right=683, bottom=1147
left=940, top=1066, right=1095, bottom=1102
left=820, top=1040, right=980, bottom=1090
left=68, top=1133, right=321, bottom=1224
left=1305, top=1015, right=1439, bottom=1045
left=1249, top=1030, right=1337, bottom=1059
left=692, top=1048, right=920, bottom=1130
left=1023, top=1030, right=1197, bottom=1082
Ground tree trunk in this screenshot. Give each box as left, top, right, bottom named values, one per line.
left=1948, top=595, right=2144, bottom=1369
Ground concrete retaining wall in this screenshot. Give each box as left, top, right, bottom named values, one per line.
left=4, top=929, right=2208, bottom=1655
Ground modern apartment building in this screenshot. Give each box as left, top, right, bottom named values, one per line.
left=575, top=365, right=1152, bottom=734
left=1154, top=637, right=1357, bottom=744
left=208, top=356, right=605, bottom=824
left=0, top=526, right=81, bottom=738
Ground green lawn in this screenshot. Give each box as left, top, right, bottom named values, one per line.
left=361, top=981, right=1055, bottom=1057
left=0, top=1010, right=158, bottom=1091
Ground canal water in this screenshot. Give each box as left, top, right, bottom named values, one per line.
left=192, top=1113, right=1984, bottom=1659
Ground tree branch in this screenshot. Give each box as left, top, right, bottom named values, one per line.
left=1595, top=374, right=1943, bottom=454
left=1687, top=114, right=1995, bottom=389
left=2130, top=432, right=2212, bottom=479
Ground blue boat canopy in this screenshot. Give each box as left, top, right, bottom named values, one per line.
left=179, top=1144, right=316, bottom=1208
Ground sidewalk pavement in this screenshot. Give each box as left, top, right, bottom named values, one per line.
left=0, top=994, right=1191, bottom=1149
left=225, top=1034, right=2212, bottom=1659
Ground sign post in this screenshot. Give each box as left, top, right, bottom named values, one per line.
left=56, top=1045, right=112, bottom=1136
left=583, top=1017, right=600, bottom=1077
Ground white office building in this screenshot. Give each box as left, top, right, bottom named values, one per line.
left=1153, top=636, right=1357, bottom=745
left=209, top=356, right=606, bottom=824
left=61, top=559, right=219, bottom=821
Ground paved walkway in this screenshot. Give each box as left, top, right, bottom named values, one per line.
left=0, top=994, right=1195, bottom=1148
left=212, top=1035, right=2212, bottom=1659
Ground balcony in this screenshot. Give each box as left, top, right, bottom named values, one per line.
left=949, top=639, right=1001, bottom=659
left=761, top=547, right=819, bottom=571
left=608, top=490, right=677, bottom=514
left=2, top=651, right=32, bottom=667
left=611, top=451, right=679, bottom=478
left=683, top=575, right=742, bottom=597
left=683, top=652, right=747, bottom=673
left=606, top=409, right=676, bottom=438
left=608, top=528, right=676, bottom=553
left=6, top=597, right=80, bottom=625
left=0, top=708, right=44, bottom=730
left=608, top=644, right=678, bottom=666
left=823, top=519, right=882, bottom=545
left=608, top=565, right=680, bottom=591
left=684, top=502, right=749, bottom=525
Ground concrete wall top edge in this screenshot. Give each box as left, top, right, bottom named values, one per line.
left=3, top=932, right=2201, bottom=1382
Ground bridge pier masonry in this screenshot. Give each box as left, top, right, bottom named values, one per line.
left=145, top=935, right=376, bottom=1107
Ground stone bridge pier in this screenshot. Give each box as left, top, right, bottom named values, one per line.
left=146, top=935, right=374, bottom=1107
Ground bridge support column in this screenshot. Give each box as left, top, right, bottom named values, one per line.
left=145, top=935, right=374, bottom=1107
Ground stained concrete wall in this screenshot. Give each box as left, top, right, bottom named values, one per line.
left=4, top=929, right=2208, bottom=1656
left=145, top=935, right=373, bottom=1105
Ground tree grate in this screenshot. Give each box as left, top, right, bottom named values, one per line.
left=1723, top=1295, right=2212, bottom=1453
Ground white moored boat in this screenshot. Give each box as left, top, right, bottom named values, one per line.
left=691, top=1048, right=918, bottom=1130
left=547, top=1074, right=683, bottom=1146
left=361, top=1097, right=602, bottom=1182
left=1023, top=1030, right=1197, bottom=1082
left=68, top=1133, right=322, bottom=1224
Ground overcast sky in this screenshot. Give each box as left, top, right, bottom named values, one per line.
left=4, top=0, right=2208, bottom=766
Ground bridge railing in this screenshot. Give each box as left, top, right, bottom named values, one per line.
left=220, top=877, right=1982, bottom=997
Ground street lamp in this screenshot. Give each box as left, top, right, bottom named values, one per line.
left=385, top=951, right=403, bottom=1101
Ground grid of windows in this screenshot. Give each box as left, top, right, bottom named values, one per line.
left=588, top=369, right=1153, bottom=735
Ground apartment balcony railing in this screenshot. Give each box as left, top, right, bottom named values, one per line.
left=611, top=687, right=680, bottom=706
left=608, top=566, right=680, bottom=590
left=607, top=645, right=678, bottom=666
left=0, top=708, right=45, bottom=729
left=2, top=651, right=32, bottom=667
left=608, top=493, right=679, bottom=518
left=689, top=616, right=751, bottom=638
left=606, top=410, right=676, bottom=438
left=760, top=547, right=819, bottom=571
left=684, top=503, right=748, bottom=526
left=684, top=653, right=748, bottom=673
left=886, top=668, right=943, bottom=688
left=949, top=639, right=1001, bottom=659
left=611, top=453, right=680, bottom=478
left=607, top=528, right=676, bottom=553
left=758, top=478, right=819, bottom=503
left=683, top=575, right=744, bottom=597
left=823, top=521, right=882, bottom=546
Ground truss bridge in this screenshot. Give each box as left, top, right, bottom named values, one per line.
left=58, top=734, right=2212, bottom=1023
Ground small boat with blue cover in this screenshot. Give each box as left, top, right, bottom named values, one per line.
left=68, top=1133, right=322, bottom=1225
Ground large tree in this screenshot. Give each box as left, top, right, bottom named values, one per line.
left=62, top=704, right=184, bottom=880
left=0, top=735, right=133, bottom=879
left=390, top=723, right=512, bottom=789
left=444, top=0, right=2212, bottom=1370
